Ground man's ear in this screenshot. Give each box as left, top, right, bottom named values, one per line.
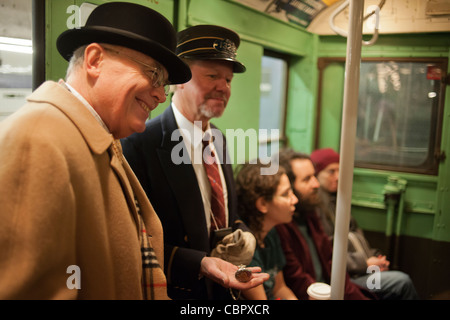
left=84, top=43, right=104, bottom=78
left=255, top=196, right=268, bottom=214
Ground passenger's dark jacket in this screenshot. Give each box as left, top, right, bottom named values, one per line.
left=318, top=189, right=379, bottom=277
left=121, top=105, right=246, bottom=299
left=276, top=209, right=371, bottom=300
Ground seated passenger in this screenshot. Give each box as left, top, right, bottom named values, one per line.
left=275, top=149, right=371, bottom=300
left=235, top=161, right=298, bottom=300
left=311, top=147, right=420, bottom=300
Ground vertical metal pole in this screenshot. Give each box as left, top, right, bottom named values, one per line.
left=32, top=0, right=46, bottom=90
left=330, top=0, right=364, bottom=300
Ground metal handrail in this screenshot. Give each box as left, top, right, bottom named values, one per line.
left=329, top=0, right=380, bottom=46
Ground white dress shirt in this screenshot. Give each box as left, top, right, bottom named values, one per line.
left=171, top=104, right=229, bottom=233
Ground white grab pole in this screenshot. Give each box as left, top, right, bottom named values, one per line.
left=330, top=0, right=364, bottom=300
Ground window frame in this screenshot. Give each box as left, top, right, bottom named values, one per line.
left=259, top=49, right=290, bottom=149
left=316, top=57, right=447, bottom=175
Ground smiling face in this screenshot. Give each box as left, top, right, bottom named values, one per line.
left=173, top=59, right=233, bottom=126
left=90, top=45, right=168, bottom=139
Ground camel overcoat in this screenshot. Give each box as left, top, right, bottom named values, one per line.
left=0, top=81, right=168, bottom=299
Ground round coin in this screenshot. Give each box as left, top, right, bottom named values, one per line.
left=235, top=265, right=252, bottom=283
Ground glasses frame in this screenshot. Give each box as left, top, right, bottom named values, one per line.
left=102, top=46, right=171, bottom=96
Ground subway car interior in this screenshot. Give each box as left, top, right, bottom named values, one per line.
left=1, top=0, right=449, bottom=300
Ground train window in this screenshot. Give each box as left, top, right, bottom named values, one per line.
left=317, top=57, right=446, bottom=175
left=0, top=1, right=33, bottom=122
left=355, top=59, right=446, bottom=175
left=258, top=52, right=289, bottom=159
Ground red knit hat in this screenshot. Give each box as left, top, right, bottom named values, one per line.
left=310, top=148, right=340, bottom=175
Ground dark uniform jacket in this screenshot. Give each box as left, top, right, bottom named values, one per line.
left=276, top=209, right=371, bottom=300
left=121, top=105, right=245, bottom=299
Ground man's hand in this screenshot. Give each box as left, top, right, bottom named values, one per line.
left=367, top=255, right=390, bottom=271
left=200, top=257, right=270, bottom=290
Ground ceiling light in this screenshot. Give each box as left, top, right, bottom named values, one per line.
left=0, top=37, right=33, bottom=54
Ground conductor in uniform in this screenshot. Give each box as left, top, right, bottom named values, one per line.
left=122, top=25, right=263, bottom=299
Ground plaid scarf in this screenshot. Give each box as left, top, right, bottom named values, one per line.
left=134, top=197, right=167, bottom=299
left=112, top=140, right=168, bottom=299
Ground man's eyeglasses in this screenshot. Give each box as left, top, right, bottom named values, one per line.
left=103, top=46, right=171, bottom=96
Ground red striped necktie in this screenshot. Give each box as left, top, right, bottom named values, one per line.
left=202, top=139, right=226, bottom=231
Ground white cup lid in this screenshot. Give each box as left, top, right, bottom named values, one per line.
left=307, top=282, right=331, bottom=300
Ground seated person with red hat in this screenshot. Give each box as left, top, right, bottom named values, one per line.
left=311, top=148, right=420, bottom=300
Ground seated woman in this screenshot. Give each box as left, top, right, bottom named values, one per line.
left=235, top=161, right=298, bottom=300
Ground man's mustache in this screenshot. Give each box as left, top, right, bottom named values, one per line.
left=205, top=93, right=228, bottom=102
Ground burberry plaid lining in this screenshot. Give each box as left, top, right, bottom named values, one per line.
left=135, top=196, right=166, bottom=300
left=112, top=139, right=166, bottom=299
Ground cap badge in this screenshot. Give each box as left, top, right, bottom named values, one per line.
left=213, top=39, right=237, bottom=58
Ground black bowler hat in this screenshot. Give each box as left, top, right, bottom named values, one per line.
left=176, top=25, right=246, bottom=73
left=56, top=2, right=191, bottom=84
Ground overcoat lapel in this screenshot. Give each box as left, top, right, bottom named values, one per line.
left=109, top=143, right=140, bottom=234
left=34, top=82, right=142, bottom=237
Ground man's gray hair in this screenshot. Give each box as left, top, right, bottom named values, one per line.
left=65, top=45, right=88, bottom=79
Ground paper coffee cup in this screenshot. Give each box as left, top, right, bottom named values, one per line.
left=307, top=282, right=331, bottom=300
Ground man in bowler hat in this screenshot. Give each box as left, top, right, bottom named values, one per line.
left=121, top=25, right=267, bottom=299
left=0, top=2, right=192, bottom=299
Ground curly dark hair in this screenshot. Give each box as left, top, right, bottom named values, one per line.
left=235, top=160, right=285, bottom=241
